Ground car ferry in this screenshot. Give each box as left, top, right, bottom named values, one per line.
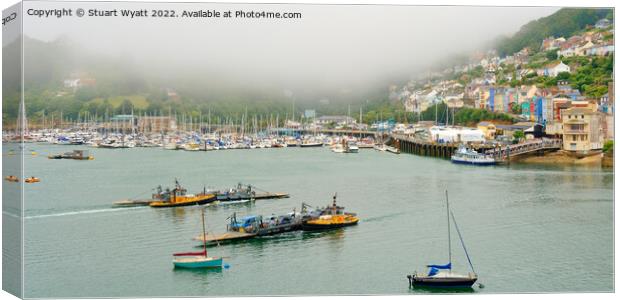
left=228, top=211, right=303, bottom=236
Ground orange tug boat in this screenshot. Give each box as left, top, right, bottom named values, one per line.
left=24, top=176, right=40, bottom=183
left=302, top=194, right=359, bottom=230
left=5, top=175, right=19, bottom=182
left=149, top=180, right=216, bottom=208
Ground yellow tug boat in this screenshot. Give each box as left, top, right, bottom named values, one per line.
left=302, top=194, right=359, bottom=231
left=149, top=180, right=216, bottom=208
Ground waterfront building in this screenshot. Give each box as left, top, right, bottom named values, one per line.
left=107, top=115, right=137, bottom=132
left=429, top=126, right=485, bottom=144
left=603, top=114, right=614, bottom=140
left=285, top=120, right=302, bottom=129
left=488, top=87, right=496, bottom=111
left=477, top=122, right=496, bottom=140
left=495, top=122, right=541, bottom=140
left=314, top=116, right=357, bottom=127
left=545, top=121, right=563, bottom=138
left=520, top=101, right=530, bottom=120
left=552, top=97, right=572, bottom=121
left=561, top=107, right=604, bottom=154
left=541, top=96, right=554, bottom=125
left=493, top=89, right=505, bottom=112
left=137, top=116, right=177, bottom=133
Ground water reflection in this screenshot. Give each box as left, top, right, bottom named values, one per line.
left=302, top=228, right=346, bottom=242
left=172, top=265, right=225, bottom=284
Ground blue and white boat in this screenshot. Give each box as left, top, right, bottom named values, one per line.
left=451, top=145, right=496, bottom=165
left=406, top=191, right=479, bottom=289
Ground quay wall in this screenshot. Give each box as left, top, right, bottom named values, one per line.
left=389, top=134, right=495, bottom=159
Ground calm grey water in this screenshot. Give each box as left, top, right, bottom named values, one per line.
left=11, top=143, right=614, bottom=297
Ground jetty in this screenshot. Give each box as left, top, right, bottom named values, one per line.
left=253, top=192, right=289, bottom=200
left=193, top=231, right=257, bottom=244
left=389, top=133, right=562, bottom=162
left=388, top=134, right=493, bottom=159
left=484, top=138, right=562, bottom=161
left=113, top=191, right=289, bottom=207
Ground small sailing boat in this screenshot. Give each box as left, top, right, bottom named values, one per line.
left=173, top=208, right=224, bottom=269
left=407, top=191, right=478, bottom=289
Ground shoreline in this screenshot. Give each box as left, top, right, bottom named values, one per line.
left=513, top=150, right=612, bottom=167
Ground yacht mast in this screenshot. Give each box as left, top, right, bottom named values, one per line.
left=446, top=190, right=452, bottom=271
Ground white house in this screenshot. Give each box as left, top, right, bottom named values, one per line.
left=575, top=41, right=595, bottom=56
left=64, top=79, right=80, bottom=89
left=537, top=61, right=571, bottom=77
left=595, top=18, right=611, bottom=29
left=587, top=43, right=615, bottom=56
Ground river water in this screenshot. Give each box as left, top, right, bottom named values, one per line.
left=11, top=143, right=613, bottom=297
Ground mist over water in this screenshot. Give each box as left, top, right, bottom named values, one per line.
left=20, top=1, right=559, bottom=93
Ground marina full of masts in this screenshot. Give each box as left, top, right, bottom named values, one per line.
left=3, top=113, right=385, bottom=151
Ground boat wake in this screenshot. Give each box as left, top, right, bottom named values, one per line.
left=363, top=211, right=407, bottom=223
left=25, top=206, right=147, bottom=220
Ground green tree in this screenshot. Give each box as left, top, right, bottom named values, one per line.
left=545, top=50, right=558, bottom=61
left=118, top=99, right=134, bottom=115
left=556, top=71, right=571, bottom=81
left=513, top=130, right=525, bottom=141
left=603, top=140, right=613, bottom=153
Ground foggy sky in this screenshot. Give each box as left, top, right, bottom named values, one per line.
left=21, top=1, right=559, bottom=88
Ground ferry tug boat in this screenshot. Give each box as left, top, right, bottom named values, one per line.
left=149, top=179, right=216, bottom=208
left=302, top=194, right=359, bottom=230
left=450, top=145, right=496, bottom=165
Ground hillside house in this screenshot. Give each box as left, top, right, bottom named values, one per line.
left=536, top=61, right=570, bottom=77
left=595, top=18, right=611, bottom=29
left=587, top=42, right=615, bottom=56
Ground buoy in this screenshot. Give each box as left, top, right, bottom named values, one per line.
left=478, top=283, right=485, bottom=289
left=224, top=264, right=230, bottom=269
